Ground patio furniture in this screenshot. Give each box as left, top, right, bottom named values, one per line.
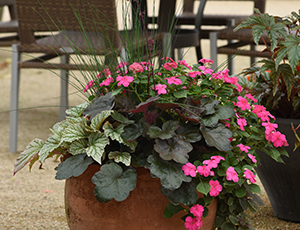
left=0, top=0, right=19, bottom=46
left=9, top=0, right=121, bottom=153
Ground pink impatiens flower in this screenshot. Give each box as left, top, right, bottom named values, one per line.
left=262, top=122, right=278, bottom=134
left=236, top=96, right=251, bottom=110
left=237, top=143, right=251, bottom=153
left=237, top=117, right=247, bottom=131
left=83, top=80, right=95, bottom=93
left=129, top=62, right=144, bottom=73
left=190, top=204, right=204, bottom=217
left=165, top=76, right=182, bottom=85
left=224, top=76, right=239, bottom=84
left=244, top=169, right=256, bottom=183
left=116, top=75, right=134, bottom=87
left=197, top=165, right=212, bottom=177
left=226, top=166, right=239, bottom=183
left=248, top=154, right=257, bottom=163
left=163, top=61, right=177, bottom=70
left=198, top=66, right=213, bottom=75
left=188, top=71, right=201, bottom=78
left=184, top=216, right=202, bottom=230
left=198, top=58, right=214, bottom=65
left=245, top=93, right=257, bottom=103
left=99, top=77, right=114, bottom=87
left=182, top=163, right=197, bottom=177
left=153, top=84, right=167, bottom=95
left=178, top=60, right=192, bottom=70
left=270, top=131, right=289, bottom=147
left=209, top=180, right=222, bottom=197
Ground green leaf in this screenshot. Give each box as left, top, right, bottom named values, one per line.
left=201, top=124, right=232, bottom=152
left=147, top=153, right=191, bottom=190
left=221, top=222, right=236, bottom=230
left=103, top=121, right=125, bottom=143
left=235, top=186, right=247, bottom=198
left=153, top=135, right=192, bottom=164
left=176, top=124, right=202, bottom=143
left=86, top=132, right=110, bottom=164
left=39, top=135, right=61, bottom=163
left=13, top=139, right=44, bottom=175
left=111, top=111, right=135, bottom=125
left=147, top=120, right=179, bottom=139
left=69, top=139, right=89, bottom=155
left=108, top=151, right=131, bottom=166
left=161, top=181, right=198, bottom=206
left=248, top=183, right=261, bottom=194
left=280, top=35, right=300, bottom=72
left=196, top=181, right=211, bottom=196
left=239, top=197, right=248, bottom=211
left=173, top=89, right=188, bottom=98
left=121, top=122, right=143, bottom=141
left=202, top=106, right=235, bottom=127
left=90, top=110, right=113, bottom=131
left=61, top=123, right=88, bottom=143
left=163, top=203, right=184, bottom=218
left=66, top=102, right=90, bottom=117
left=92, top=163, right=137, bottom=202
left=55, top=154, right=94, bottom=180
left=82, top=92, right=115, bottom=119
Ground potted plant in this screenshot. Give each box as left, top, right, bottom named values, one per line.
left=235, top=9, right=300, bottom=222
left=13, top=53, right=289, bottom=229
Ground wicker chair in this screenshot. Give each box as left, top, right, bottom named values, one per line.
left=9, top=0, right=121, bottom=153
left=0, top=0, right=19, bottom=46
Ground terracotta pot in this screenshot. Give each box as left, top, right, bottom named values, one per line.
left=65, top=164, right=217, bottom=230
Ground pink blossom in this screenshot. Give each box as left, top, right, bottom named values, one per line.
left=212, top=72, right=223, bottom=80
left=83, top=80, right=95, bottom=93
left=178, top=60, right=192, bottom=70
left=224, top=76, right=239, bottom=84
left=182, top=163, right=197, bottom=177
left=116, top=61, right=128, bottom=70
left=270, top=131, right=289, bottom=147
left=198, top=66, right=213, bottom=75
left=244, top=169, right=256, bottom=183
left=237, top=117, right=247, bottom=131
left=184, top=216, right=203, bottom=230
left=209, top=180, right=222, bottom=197
left=252, top=104, right=266, bottom=114
left=190, top=204, right=204, bottom=217
left=203, top=159, right=218, bottom=169
left=188, top=71, right=201, bottom=78
left=99, top=77, right=114, bottom=87
left=234, top=83, right=243, bottom=92
left=211, top=155, right=225, bottom=163
left=116, top=76, right=134, bottom=87
left=163, top=61, right=177, bottom=70
left=165, top=76, right=182, bottom=85
left=197, top=165, right=211, bottom=177
left=226, top=166, right=239, bottom=183
left=153, top=84, right=167, bottom=95
left=245, top=93, right=257, bottom=103
left=262, top=122, right=278, bottom=134
left=199, top=58, right=214, bottom=65
left=248, top=154, right=257, bottom=163
left=237, top=143, right=251, bottom=153
left=236, top=96, right=251, bottom=110
left=129, top=62, right=144, bottom=73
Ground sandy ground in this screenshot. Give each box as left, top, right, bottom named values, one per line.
left=1, top=0, right=300, bottom=229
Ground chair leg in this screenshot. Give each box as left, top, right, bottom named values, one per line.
left=9, top=44, right=21, bottom=153
left=227, top=19, right=235, bottom=74
left=59, top=55, right=69, bottom=121
left=209, top=31, right=218, bottom=70
left=250, top=44, right=256, bottom=66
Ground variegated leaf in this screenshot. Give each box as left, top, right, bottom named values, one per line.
left=86, top=132, right=110, bottom=164
left=103, top=121, right=125, bottom=143
left=108, top=151, right=131, bottom=166
left=39, top=135, right=61, bottom=163
left=69, top=139, right=89, bottom=155
left=66, top=101, right=90, bottom=117
left=90, top=110, right=113, bottom=131
left=13, top=139, right=44, bottom=175
left=61, top=123, right=88, bottom=143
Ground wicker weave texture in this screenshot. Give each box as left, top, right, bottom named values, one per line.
left=16, top=0, right=120, bottom=49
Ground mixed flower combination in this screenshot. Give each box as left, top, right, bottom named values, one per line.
left=14, top=57, right=289, bottom=230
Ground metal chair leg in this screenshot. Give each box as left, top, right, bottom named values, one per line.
left=59, top=55, right=69, bottom=121
left=9, top=44, right=21, bottom=153
left=209, top=31, right=218, bottom=70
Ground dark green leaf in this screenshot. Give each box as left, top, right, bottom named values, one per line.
left=121, top=122, right=144, bottom=141
left=173, top=89, right=188, bottom=98
left=55, top=154, right=94, bottom=180
left=147, top=153, right=191, bottom=190
left=235, top=186, right=247, bottom=198
left=248, top=183, right=261, bottom=194
left=163, top=203, right=184, bottom=218
left=147, top=120, right=179, bottom=140
left=176, top=124, right=202, bottom=143
left=154, top=135, right=192, bottom=164
left=92, top=163, right=137, bottom=202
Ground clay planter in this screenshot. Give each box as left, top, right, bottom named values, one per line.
left=65, top=164, right=217, bottom=230
left=255, top=118, right=300, bottom=222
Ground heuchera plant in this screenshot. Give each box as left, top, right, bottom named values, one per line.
left=14, top=57, right=289, bottom=229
